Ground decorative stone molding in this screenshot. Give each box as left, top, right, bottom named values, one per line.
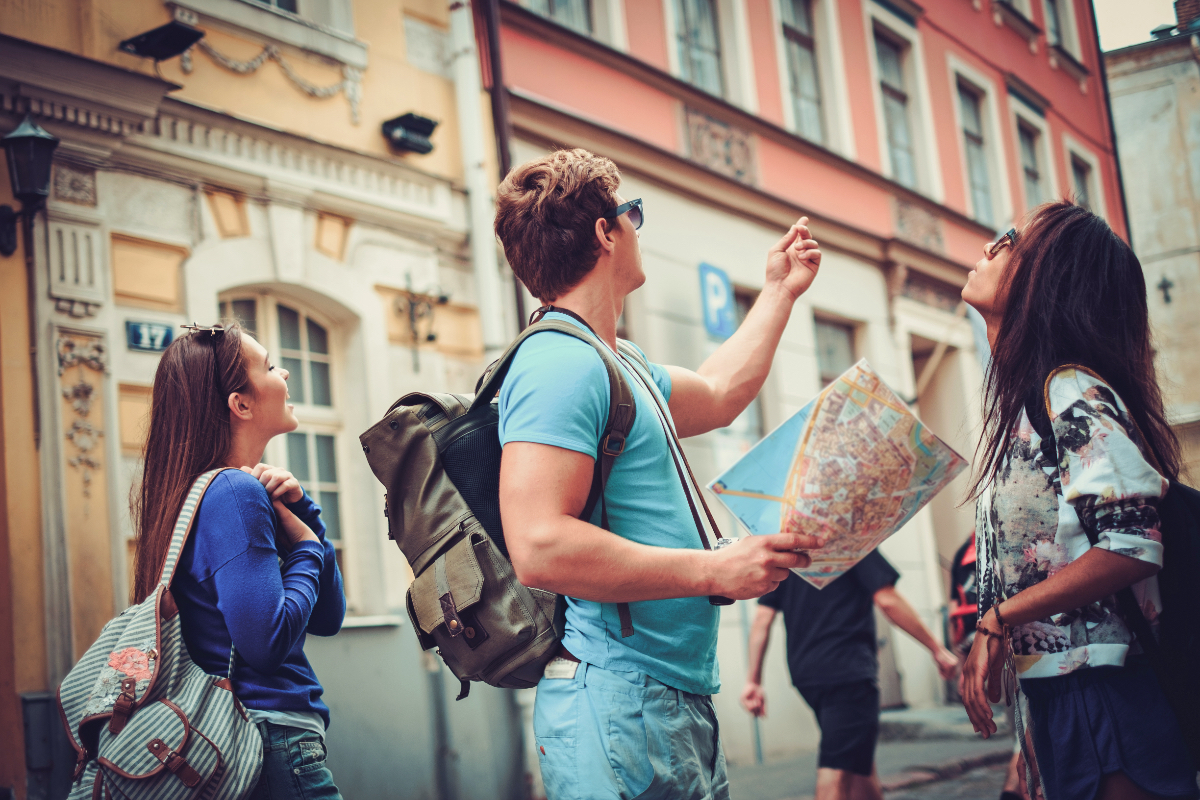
left=902, top=274, right=962, bottom=313
left=56, top=331, right=108, bottom=497
left=1048, top=44, right=1090, bottom=94
left=404, top=16, right=451, bottom=79
left=992, top=0, right=1041, bottom=55
left=54, top=164, right=98, bottom=206
left=130, top=101, right=455, bottom=225
left=46, top=217, right=105, bottom=318
left=181, top=39, right=363, bottom=125
left=684, top=108, right=755, bottom=185
left=894, top=199, right=945, bottom=254
left=0, top=32, right=178, bottom=161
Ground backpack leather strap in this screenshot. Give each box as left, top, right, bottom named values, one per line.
left=617, top=344, right=734, bottom=607
left=157, top=468, right=232, bottom=589
left=472, top=315, right=639, bottom=636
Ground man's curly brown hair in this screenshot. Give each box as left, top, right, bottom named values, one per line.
left=494, top=149, right=621, bottom=302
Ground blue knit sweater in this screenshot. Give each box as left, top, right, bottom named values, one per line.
left=173, top=468, right=345, bottom=728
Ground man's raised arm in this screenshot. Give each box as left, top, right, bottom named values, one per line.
left=667, top=217, right=821, bottom=438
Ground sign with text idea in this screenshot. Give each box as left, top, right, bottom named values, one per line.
left=699, top=262, right=735, bottom=340
left=709, top=359, right=968, bottom=589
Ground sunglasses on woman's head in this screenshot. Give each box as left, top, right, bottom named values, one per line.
left=602, top=198, right=644, bottom=231
left=987, top=228, right=1019, bottom=258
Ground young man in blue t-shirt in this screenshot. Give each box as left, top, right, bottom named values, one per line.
left=494, top=148, right=825, bottom=799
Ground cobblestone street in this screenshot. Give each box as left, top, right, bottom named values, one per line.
left=886, top=761, right=1008, bottom=799
left=727, top=706, right=1015, bottom=800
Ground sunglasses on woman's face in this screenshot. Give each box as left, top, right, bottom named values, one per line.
left=987, top=228, right=1019, bottom=258
left=602, top=198, right=644, bottom=231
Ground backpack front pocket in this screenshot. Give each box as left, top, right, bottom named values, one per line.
left=408, top=525, right=546, bottom=680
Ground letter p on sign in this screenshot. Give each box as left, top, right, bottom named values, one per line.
left=699, top=263, right=735, bottom=340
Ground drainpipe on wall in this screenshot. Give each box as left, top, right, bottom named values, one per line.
left=449, top=0, right=509, bottom=357
left=478, top=0, right=528, bottom=331
left=1090, top=3, right=1132, bottom=248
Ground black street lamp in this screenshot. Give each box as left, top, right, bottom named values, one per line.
left=1, top=114, right=60, bottom=257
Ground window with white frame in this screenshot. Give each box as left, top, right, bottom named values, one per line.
left=285, top=430, right=344, bottom=567
left=674, top=0, right=724, bottom=95
left=815, top=318, right=856, bottom=384
left=875, top=33, right=917, bottom=189
left=780, top=0, right=823, bottom=143
left=1018, top=122, right=1042, bottom=208
left=276, top=304, right=333, bottom=408
left=527, top=0, right=593, bottom=35
left=958, top=83, right=993, bottom=225
left=251, top=0, right=297, bottom=12
left=1071, top=155, right=1092, bottom=210
left=219, top=294, right=348, bottom=586
left=1043, top=0, right=1062, bottom=46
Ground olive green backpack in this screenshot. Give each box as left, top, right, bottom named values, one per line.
left=359, top=319, right=640, bottom=699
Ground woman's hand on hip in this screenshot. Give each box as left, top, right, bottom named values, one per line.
left=273, top=500, right=320, bottom=552
left=242, top=463, right=304, bottom=504
left=961, top=615, right=1006, bottom=738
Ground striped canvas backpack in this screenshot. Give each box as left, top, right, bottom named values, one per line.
left=58, top=468, right=263, bottom=799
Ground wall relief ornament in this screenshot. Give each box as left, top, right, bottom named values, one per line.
left=684, top=108, right=755, bottom=184
left=53, top=164, right=98, bottom=206
left=894, top=199, right=945, bottom=254
left=57, top=333, right=108, bottom=497
left=181, top=40, right=362, bottom=125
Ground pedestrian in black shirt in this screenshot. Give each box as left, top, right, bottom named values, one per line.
left=741, top=550, right=958, bottom=800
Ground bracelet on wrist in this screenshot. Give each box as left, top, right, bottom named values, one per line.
left=993, top=603, right=1009, bottom=628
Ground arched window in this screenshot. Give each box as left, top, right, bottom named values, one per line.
left=219, top=294, right=348, bottom=592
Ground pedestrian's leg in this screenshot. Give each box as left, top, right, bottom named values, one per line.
left=848, top=766, right=882, bottom=800
left=1000, top=749, right=1027, bottom=800
left=814, top=767, right=853, bottom=800
left=1096, top=772, right=1162, bottom=800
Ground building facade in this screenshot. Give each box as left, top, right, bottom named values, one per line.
left=1105, top=0, right=1200, bottom=482
left=0, top=2, right=526, bottom=798
left=493, top=0, right=1125, bottom=769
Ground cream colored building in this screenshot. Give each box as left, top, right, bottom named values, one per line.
left=1106, top=11, right=1200, bottom=480
left=0, top=2, right=525, bottom=797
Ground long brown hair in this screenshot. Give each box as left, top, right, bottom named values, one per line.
left=130, top=324, right=252, bottom=602
left=969, top=201, right=1181, bottom=498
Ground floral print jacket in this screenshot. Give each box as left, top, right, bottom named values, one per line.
left=975, top=366, right=1167, bottom=679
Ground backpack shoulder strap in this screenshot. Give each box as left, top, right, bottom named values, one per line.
left=473, top=319, right=639, bottom=637
left=158, top=468, right=231, bottom=589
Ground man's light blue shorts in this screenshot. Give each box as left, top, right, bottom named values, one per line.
left=533, top=660, right=730, bottom=800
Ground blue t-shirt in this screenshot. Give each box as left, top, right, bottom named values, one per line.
left=498, top=312, right=720, bottom=695
left=174, top=468, right=346, bottom=728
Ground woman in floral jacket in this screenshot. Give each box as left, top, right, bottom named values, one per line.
left=959, top=202, right=1197, bottom=800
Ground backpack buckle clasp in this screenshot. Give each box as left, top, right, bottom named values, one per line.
left=601, top=432, right=626, bottom=456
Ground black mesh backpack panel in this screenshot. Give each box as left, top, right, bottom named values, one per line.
left=434, top=405, right=508, bottom=559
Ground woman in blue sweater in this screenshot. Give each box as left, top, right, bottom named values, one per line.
left=130, top=322, right=346, bottom=799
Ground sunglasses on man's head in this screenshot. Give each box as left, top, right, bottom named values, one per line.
left=987, top=227, right=1019, bottom=258
left=603, top=198, right=644, bottom=231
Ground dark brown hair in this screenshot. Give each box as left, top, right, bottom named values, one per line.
left=494, top=148, right=621, bottom=301
left=130, top=324, right=252, bottom=602
left=969, top=201, right=1180, bottom=497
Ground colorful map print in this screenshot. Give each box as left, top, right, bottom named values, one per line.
left=710, top=359, right=968, bottom=589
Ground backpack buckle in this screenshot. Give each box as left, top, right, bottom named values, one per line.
left=601, top=432, right=626, bottom=456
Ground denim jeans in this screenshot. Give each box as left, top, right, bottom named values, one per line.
left=534, top=661, right=730, bottom=800
left=248, top=722, right=343, bottom=800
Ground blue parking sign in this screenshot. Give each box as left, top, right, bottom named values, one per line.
left=699, top=263, right=735, bottom=340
